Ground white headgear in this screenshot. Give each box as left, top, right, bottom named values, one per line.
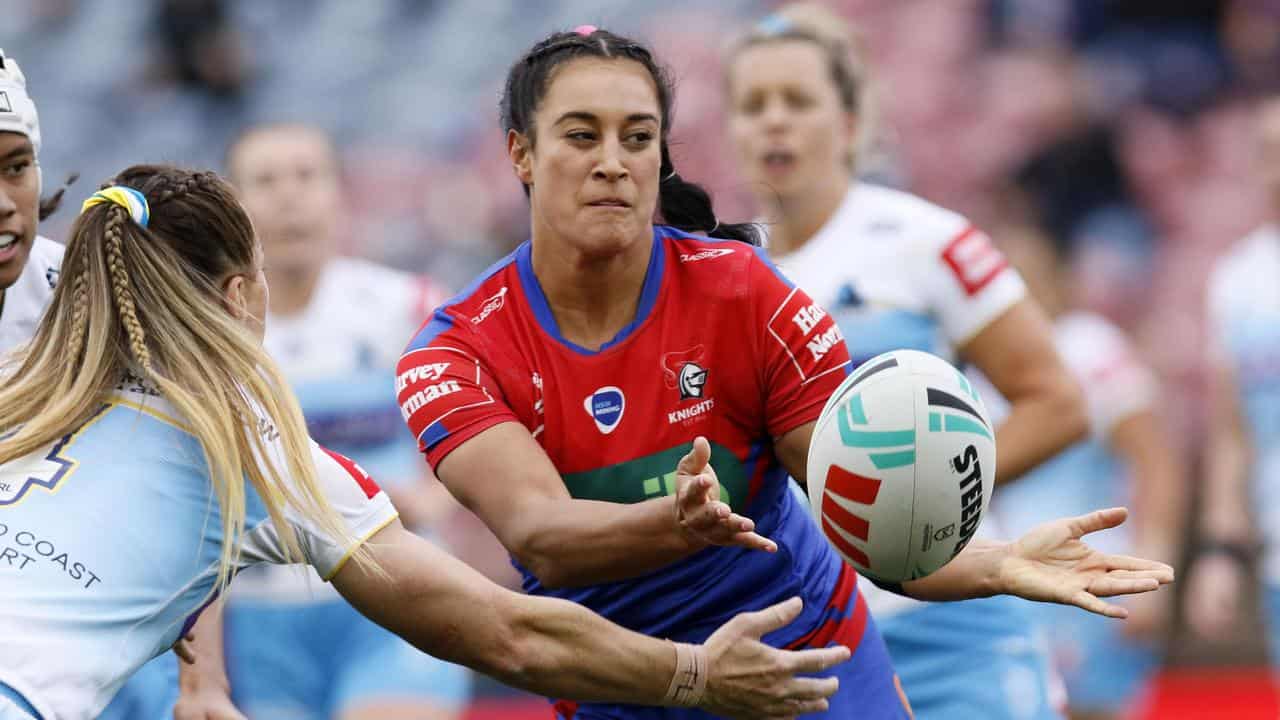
left=0, top=49, right=41, bottom=157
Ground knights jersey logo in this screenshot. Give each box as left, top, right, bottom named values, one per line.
left=662, top=346, right=708, bottom=401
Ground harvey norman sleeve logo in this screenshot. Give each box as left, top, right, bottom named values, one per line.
left=767, top=289, right=847, bottom=384
left=396, top=361, right=459, bottom=421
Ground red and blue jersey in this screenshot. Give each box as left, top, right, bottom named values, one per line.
left=396, top=226, right=863, bottom=648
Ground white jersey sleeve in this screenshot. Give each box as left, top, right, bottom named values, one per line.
left=919, top=223, right=1027, bottom=345
left=1054, top=312, right=1157, bottom=437
left=240, top=439, right=398, bottom=581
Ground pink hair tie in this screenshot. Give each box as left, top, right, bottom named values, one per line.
left=573, top=24, right=598, bottom=36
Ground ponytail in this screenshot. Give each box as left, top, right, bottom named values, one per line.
left=658, top=142, right=761, bottom=246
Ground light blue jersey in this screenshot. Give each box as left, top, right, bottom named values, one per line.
left=772, top=182, right=1067, bottom=719
left=0, top=380, right=398, bottom=720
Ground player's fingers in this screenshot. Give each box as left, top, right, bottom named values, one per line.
left=685, top=501, right=732, bottom=531
left=1098, top=554, right=1175, bottom=581
left=783, top=645, right=852, bottom=675
left=1071, top=590, right=1128, bottom=618
left=767, top=696, right=832, bottom=718
left=733, top=596, right=805, bottom=637
left=779, top=675, right=840, bottom=702
left=1099, top=567, right=1176, bottom=583
left=1088, top=576, right=1160, bottom=597
left=676, top=436, right=712, bottom=476
left=729, top=530, right=778, bottom=553
left=1067, top=507, right=1128, bottom=538
left=173, top=640, right=196, bottom=665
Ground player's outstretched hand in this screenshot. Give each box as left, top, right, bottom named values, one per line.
left=699, top=597, right=850, bottom=719
left=1000, top=507, right=1175, bottom=618
left=675, top=436, right=777, bottom=553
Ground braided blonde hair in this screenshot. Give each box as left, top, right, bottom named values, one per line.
left=0, top=165, right=376, bottom=593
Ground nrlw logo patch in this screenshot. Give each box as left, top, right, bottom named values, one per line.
left=583, top=386, right=625, bottom=435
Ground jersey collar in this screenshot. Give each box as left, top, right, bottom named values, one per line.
left=515, top=227, right=667, bottom=356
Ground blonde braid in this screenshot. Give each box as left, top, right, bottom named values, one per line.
left=102, top=208, right=153, bottom=370
left=64, top=268, right=90, bottom=362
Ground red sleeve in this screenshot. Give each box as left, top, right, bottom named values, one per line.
left=396, top=329, right=520, bottom=470
left=750, top=248, right=851, bottom=437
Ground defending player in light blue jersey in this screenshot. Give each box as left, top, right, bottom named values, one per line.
left=0, top=163, right=856, bottom=720
left=989, top=212, right=1185, bottom=720
left=723, top=6, right=1109, bottom=718
left=1190, top=95, right=1280, bottom=667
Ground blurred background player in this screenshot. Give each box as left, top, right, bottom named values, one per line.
left=1189, top=95, right=1280, bottom=668
left=0, top=49, right=64, bottom=355
left=987, top=186, right=1186, bottom=720
left=723, top=6, right=1087, bottom=718
left=201, top=122, right=471, bottom=720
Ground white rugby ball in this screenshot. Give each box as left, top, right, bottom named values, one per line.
left=806, top=349, right=996, bottom=584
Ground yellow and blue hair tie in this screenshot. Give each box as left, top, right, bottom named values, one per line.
left=81, top=186, right=150, bottom=228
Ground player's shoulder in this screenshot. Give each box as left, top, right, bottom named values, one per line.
left=402, top=246, right=521, bottom=354
left=847, top=182, right=972, bottom=252
left=660, top=225, right=788, bottom=286
left=30, top=235, right=64, bottom=267
left=27, top=235, right=63, bottom=291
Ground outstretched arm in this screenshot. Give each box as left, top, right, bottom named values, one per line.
left=777, top=425, right=1173, bottom=616
left=331, top=518, right=848, bottom=718
left=899, top=507, right=1173, bottom=616
left=436, top=423, right=773, bottom=589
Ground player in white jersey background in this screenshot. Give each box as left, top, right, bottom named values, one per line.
left=173, top=123, right=471, bottom=720
left=983, top=193, right=1185, bottom=720
left=1190, top=95, right=1280, bottom=667
left=0, top=49, right=64, bottom=357
left=722, top=6, right=1093, bottom=719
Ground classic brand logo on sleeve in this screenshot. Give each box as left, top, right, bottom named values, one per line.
left=0, top=92, right=10, bottom=113
left=471, top=287, right=509, bottom=325
left=583, top=386, right=625, bottom=434
left=679, top=248, right=735, bottom=263
left=940, top=227, right=1007, bottom=296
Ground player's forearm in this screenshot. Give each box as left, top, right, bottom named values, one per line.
left=177, top=599, right=232, bottom=694
left=490, top=590, right=682, bottom=703
left=900, top=538, right=1006, bottom=601
left=514, top=495, right=704, bottom=588
left=993, top=375, right=1086, bottom=485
